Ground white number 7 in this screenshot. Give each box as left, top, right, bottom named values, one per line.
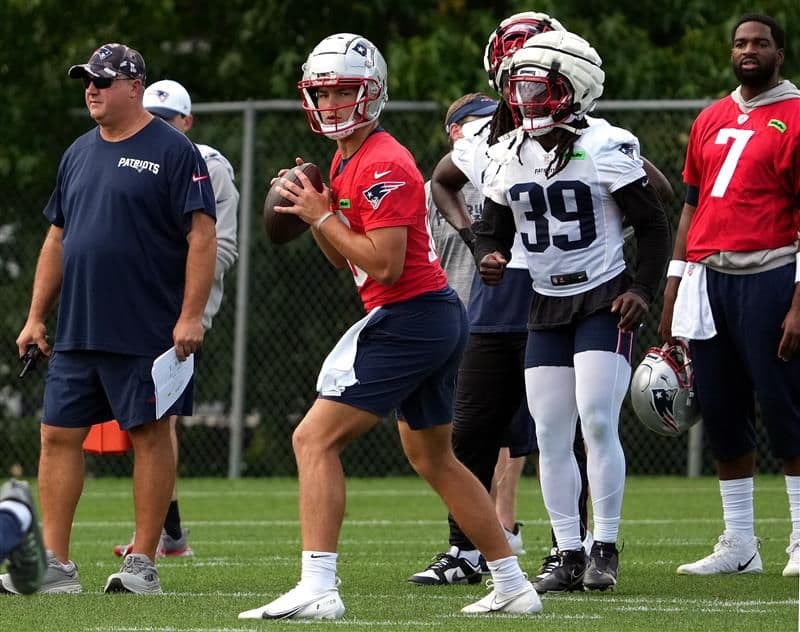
left=711, top=128, right=754, bottom=198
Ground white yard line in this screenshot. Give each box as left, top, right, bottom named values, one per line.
left=70, top=517, right=791, bottom=527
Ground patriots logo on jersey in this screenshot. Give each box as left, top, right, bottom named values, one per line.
left=651, top=388, right=681, bottom=433
left=618, top=143, right=640, bottom=160
left=362, top=181, right=405, bottom=210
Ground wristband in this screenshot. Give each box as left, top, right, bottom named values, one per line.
left=315, top=211, right=335, bottom=230
left=667, top=259, right=687, bottom=278
left=795, top=252, right=800, bottom=283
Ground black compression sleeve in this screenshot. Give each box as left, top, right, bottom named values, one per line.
left=612, top=176, right=672, bottom=303
left=473, top=197, right=515, bottom=267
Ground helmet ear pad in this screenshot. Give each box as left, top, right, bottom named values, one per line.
left=630, top=341, right=702, bottom=437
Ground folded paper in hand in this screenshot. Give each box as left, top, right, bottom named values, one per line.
left=151, top=347, right=194, bottom=419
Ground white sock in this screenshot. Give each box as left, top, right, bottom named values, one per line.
left=592, top=515, right=620, bottom=545
left=785, top=475, right=800, bottom=541
left=486, top=555, right=527, bottom=596
left=300, top=550, right=338, bottom=592
left=720, top=478, right=754, bottom=537
left=0, top=500, right=32, bottom=532
left=550, top=513, right=583, bottom=552
left=448, top=545, right=481, bottom=566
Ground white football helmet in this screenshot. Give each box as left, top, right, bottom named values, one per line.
left=298, top=33, right=388, bottom=139
left=507, top=30, right=604, bottom=135
left=630, top=341, right=702, bottom=437
left=483, top=12, right=565, bottom=92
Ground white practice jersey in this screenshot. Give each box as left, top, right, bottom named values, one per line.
left=483, top=121, right=645, bottom=297
left=451, top=117, right=529, bottom=270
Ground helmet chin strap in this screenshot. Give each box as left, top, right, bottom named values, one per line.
left=553, top=118, right=588, bottom=136
left=322, top=126, right=356, bottom=140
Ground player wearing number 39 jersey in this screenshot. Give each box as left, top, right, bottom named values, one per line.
left=659, top=14, right=800, bottom=579
left=475, top=30, right=670, bottom=592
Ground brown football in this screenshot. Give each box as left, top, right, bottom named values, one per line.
left=263, top=162, right=324, bottom=245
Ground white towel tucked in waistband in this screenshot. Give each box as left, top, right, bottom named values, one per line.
left=316, top=307, right=381, bottom=396
left=671, top=262, right=717, bottom=340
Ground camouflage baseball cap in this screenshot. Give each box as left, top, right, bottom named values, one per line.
left=68, top=43, right=146, bottom=81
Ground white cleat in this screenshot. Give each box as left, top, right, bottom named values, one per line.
left=782, top=538, right=800, bottom=577
left=238, top=584, right=345, bottom=620
left=461, top=581, right=542, bottom=614
left=677, top=533, right=762, bottom=575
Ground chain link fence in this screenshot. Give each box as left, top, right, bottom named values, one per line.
left=0, top=100, right=781, bottom=479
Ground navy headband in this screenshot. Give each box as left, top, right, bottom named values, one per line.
left=445, top=97, right=498, bottom=133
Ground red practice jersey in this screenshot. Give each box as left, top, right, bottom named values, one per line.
left=683, top=95, right=800, bottom=261
left=329, top=130, right=447, bottom=310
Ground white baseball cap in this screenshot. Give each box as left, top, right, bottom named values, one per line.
left=143, top=79, right=192, bottom=119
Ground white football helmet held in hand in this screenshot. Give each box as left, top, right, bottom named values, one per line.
left=483, top=12, right=565, bottom=92
left=630, top=340, right=702, bottom=437
left=298, top=33, right=388, bottom=139
left=507, top=30, right=604, bottom=135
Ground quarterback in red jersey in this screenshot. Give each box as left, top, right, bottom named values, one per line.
left=659, top=14, right=800, bottom=579
left=327, top=131, right=447, bottom=310
left=238, top=33, right=541, bottom=621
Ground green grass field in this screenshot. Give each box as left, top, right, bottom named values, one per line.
left=2, top=476, right=798, bottom=631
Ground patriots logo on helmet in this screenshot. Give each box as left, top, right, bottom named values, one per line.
left=650, top=388, right=681, bottom=433
left=618, top=143, right=640, bottom=160
left=362, top=181, right=405, bottom=210
left=353, top=42, right=368, bottom=57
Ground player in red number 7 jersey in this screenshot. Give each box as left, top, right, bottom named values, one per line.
left=659, top=14, right=800, bottom=578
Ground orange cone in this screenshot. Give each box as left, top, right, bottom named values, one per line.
left=82, top=420, right=132, bottom=454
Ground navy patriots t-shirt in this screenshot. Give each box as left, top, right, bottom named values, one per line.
left=44, top=117, right=216, bottom=356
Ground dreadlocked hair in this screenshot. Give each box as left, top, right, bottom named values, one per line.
left=544, top=118, right=590, bottom=178
left=488, top=99, right=517, bottom=145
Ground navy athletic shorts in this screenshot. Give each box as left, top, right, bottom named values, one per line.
left=525, top=309, right=636, bottom=368
left=43, top=350, right=193, bottom=430
left=690, top=264, right=800, bottom=460
left=319, top=288, right=468, bottom=430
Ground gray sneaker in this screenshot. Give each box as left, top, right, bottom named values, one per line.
left=160, top=528, right=193, bottom=557
left=113, top=528, right=193, bottom=558
left=0, top=550, right=81, bottom=594
left=0, top=480, right=45, bottom=594
left=104, top=553, right=162, bottom=594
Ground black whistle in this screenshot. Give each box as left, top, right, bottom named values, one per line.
left=19, top=345, right=43, bottom=379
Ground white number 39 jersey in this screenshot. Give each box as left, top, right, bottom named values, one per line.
left=483, top=121, right=646, bottom=297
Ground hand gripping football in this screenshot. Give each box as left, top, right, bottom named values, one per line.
left=263, top=162, right=324, bottom=244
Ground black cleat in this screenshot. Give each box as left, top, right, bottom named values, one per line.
left=533, top=547, right=561, bottom=583
left=583, top=541, right=619, bottom=591
left=532, top=548, right=586, bottom=594
left=408, top=551, right=483, bottom=585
